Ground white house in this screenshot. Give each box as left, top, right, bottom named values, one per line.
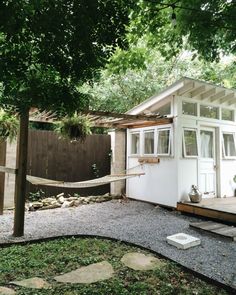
left=125, top=77, right=236, bottom=207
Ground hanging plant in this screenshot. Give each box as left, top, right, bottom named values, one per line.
left=55, top=113, right=92, bottom=142
left=0, top=110, right=19, bottom=142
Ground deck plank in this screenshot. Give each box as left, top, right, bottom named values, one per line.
left=190, top=221, right=236, bottom=241
left=177, top=198, right=236, bottom=224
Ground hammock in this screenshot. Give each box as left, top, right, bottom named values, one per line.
left=26, top=172, right=144, bottom=188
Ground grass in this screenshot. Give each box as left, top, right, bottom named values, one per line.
left=0, top=237, right=230, bottom=295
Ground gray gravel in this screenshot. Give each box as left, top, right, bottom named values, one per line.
left=0, top=200, right=236, bottom=289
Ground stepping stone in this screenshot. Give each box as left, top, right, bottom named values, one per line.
left=54, top=261, right=114, bottom=284
left=0, top=287, right=16, bottom=294
left=10, top=277, right=51, bottom=289
left=121, top=252, right=165, bottom=271
left=167, top=233, right=201, bottom=249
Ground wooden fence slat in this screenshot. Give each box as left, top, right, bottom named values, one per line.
left=27, top=131, right=111, bottom=197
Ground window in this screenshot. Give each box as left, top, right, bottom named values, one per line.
left=183, top=129, right=198, bottom=157
left=182, top=101, right=197, bottom=116
left=222, top=108, right=234, bottom=121
left=157, top=129, right=171, bottom=155
left=222, top=133, right=236, bottom=157
left=156, top=102, right=171, bottom=116
left=131, top=133, right=140, bottom=155
left=200, top=130, right=213, bottom=158
left=144, top=130, right=154, bottom=154
left=200, top=105, right=219, bottom=119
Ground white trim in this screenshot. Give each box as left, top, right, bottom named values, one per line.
left=183, top=128, right=198, bottom=158
left=127, top=80, right=185, bottom=115
left=143, top=129, right=155, bottom=155
left=157, top=128, right=171, bottom=156
left=222, top=131, right=236, bottom=159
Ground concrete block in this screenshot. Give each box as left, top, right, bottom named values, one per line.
left=166, top=233, right=201, bottom=249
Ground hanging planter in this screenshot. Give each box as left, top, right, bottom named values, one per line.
left=55, top=113, right=92, bottom=142
left=0, top=110, right=19, bottom=142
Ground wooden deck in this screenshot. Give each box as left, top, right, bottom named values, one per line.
left=177, top=197, right=236, bottom=224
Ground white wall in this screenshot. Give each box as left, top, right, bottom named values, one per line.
left=177, top=95, right=236, bottom=200
left=221, top=160, right=236, bottom=197
left=127, top=157, right=178, bottom=207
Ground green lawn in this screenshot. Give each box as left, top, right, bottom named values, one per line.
left=0, top=237, right=229, bottom=295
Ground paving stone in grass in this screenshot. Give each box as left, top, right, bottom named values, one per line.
left=121, top=252, right=165, bottom=271
left=10, top=277, right=51, bottom=289
left=54, top=261, right=114, bottom=284
left=0, top=287, right=16, bottom=294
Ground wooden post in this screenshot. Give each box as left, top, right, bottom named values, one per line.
left=13, top=109, right=29, bottom=237
left=0, top=141, right=6, bottom=215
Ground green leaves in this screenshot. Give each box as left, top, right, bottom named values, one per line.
left=0, top=110, right=19, bottom=142
left=0, top=1, right=133, bottom=112
left=55, top=113, right=92, bottom=142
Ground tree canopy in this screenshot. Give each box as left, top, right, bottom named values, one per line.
left=0, top=0, right=133, bottom=114
left=82, top=42, right=236, bottom=113
left=129, top=0, right=236, bottom=61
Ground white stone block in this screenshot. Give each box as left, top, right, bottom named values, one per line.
left=166, top=233, right=201, bottom=249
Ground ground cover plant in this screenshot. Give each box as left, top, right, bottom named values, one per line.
left=0, top=237, right=229, bottom=295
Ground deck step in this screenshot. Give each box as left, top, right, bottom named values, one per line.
left=190, top=221, right=236, bottom=241
left=177, top=202, right=236, bottom=224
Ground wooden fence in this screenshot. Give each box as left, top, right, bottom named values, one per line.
left=27, top=130, right=111, bottom=197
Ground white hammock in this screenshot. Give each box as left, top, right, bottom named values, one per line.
left=26, top=172, right=144, bottom=188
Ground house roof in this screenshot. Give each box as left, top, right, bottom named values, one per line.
left=127, top=77, right=236, bottom=115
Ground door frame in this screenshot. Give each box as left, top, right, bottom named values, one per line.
left=197, top=126, right=220, bottom=198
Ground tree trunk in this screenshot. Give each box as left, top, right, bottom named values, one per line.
left=13, top=109, right=29, bottom=237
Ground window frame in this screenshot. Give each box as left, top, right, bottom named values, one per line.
left=157, top=128, right=171, bottom=156
left=221, top=108, right=235, bottom=122
left=182, top=101, right=198, bottom=117
left=183, top=128, right=199, bottom=158
left=130, top=131, right=141, bottom=155
left=200, top=104, right=219, bottom=120
left=143, top=129, right=155, bottom=155
left=222, top=132, right=236, bottom=159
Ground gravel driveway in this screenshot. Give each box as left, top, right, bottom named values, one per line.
left=0, top=200, right=235, bottom=290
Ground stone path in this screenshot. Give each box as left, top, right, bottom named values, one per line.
left=1, top=252, right=161, bottom=292
left=10, top=277, right=50, bottom=289
left=54, top=261, right=114, bottom=284
left=0, top=287, right=16, bottom=294
left=121, top=252, right=165, bottom=271
left=0, top=200, right=235, bottom=289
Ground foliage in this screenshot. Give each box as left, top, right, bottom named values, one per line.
left=129, top=0, right=236, bottom=61
left=28, top=189, right=45, bottom=202
left=0, top=110, right=19, bottom=142
left=81, top=44, right=236, bottom=113
left=91, top=163, right=100, bottom=178
left=55, top=113, right=91, bottom=142
left=0, top=237, right=229, bottom=295
left=29, top=122, right=54, bottom=131
left=0, top=0, right=134, bottom=113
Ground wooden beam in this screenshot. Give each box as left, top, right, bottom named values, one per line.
left=0, top=141, right=6, bottom=215
left=220, top=93, right=234, bottom=104
left=190, top=85, right=206, bottom=98
left=0, top=166, right=17, bottom=174
left=226, top=94, right=236, bottom=105
left=83, top=110, right=164, bottom=122
left=200, top=88, right=216, bottom=100
left=13, top=109, right=29, bottom=237
left=210, top=90, right=226, bottom=102
left=127, top=118, right=173, bottom=129
left=177, top=82, right=194, bottom=96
